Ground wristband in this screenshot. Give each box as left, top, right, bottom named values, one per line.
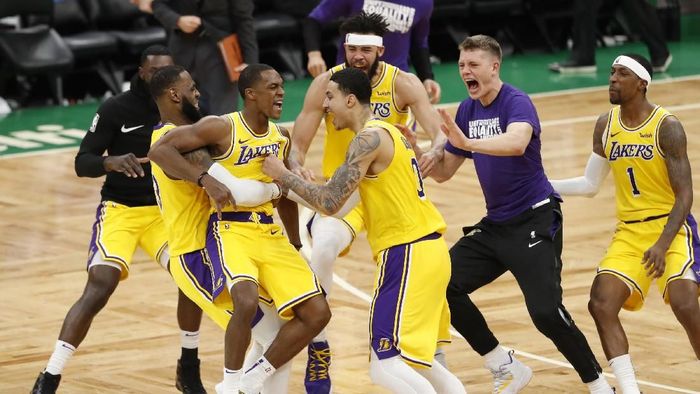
left=196, top=171, right=208, bottom=187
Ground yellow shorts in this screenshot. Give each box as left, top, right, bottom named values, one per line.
left=369, top=233, right=451, bottom=368
left=169, top=248, right=274, bottom=330
left=87, top=201, right=167, bottom=280
left=598, top=215, right=700, bottom=311
left=208, top=212, right=323, bottom=320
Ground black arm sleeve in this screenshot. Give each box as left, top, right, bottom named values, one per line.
left=74, top=106, right=116, bottom=178
left=302, top=17, right=323, bottom=53
left=410, top=46, right=434, bottom=82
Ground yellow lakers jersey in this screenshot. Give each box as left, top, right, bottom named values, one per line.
left=603, top=105, right=675, bottom=222
left=323, top=62, right=410, bottom=178
left=359, top=119, right=446, bottom=255
left=214, top=111, right=289, bottom=216
left=151, top=123, right=211, bottom=256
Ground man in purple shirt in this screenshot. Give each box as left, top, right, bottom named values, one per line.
left=303, top=0, right=441, bottom=103
left=403, top=35, right=614, bottom=393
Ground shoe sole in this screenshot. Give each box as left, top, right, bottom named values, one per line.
left=653, top=54, right=673, bottom=73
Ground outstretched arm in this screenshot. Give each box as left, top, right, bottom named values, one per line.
left=395, top=123, right=465, bottom=183
left=643, top=115, right=693, bottom=278
left=264, top=129, right=381, bottom=216
left=550, top=113, right=610, bottom=196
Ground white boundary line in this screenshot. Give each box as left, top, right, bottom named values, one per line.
left=332, top=274, right=700, bottom=393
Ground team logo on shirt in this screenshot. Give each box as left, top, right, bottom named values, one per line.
left=235, top=142, right=281, bottom=165
left=371, top=102, right=391, bottom=118
left=363, top=0, right=416, bottom=33
left=468, top=118, right=503, bottom=139
left=608, top=141, right=654, bottom=161
left=88, top=113, right=100, bottom=133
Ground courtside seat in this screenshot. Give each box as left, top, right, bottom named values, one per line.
left=95, top=0, right=166, bottom=56
left=0, top=0, right=74, bottom=104
left=254, top=0, right=305, bottom=79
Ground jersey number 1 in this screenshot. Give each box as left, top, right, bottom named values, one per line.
left=411, top=157, right=426, bottom=199
left=626, top=167, right=641, bottom=196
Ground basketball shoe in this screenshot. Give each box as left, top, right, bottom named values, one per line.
left=305, top=340, right=332, bottom=393
left=176, top=359, right=207, bottom=393
left=31, top=371, right=61, bottom=394
left=488, top=350, right=532, bottom=393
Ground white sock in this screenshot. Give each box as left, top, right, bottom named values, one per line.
left=587, top=374, right=613, bottom=394
left=483, top=346, right=511, bottom=371
left=181, top=330, right=200, bottom=349
left=312, top=331, right=328, bottom=343
left=240, top=356, right=276, bottom=394
left=45, top=340, right=76, bottom=375
left=609, top=354, right=640, bottom=394
left=369, top=351, right=436, bottom=394
left=416, top=359, right=466, bottom=394
left=262, top=360, right=291, bottom=394
left=309, top=215, right=353, bottom=296
left=223, top=367, right=242, bottom=394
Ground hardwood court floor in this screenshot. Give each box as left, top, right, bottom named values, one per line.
left=2, top=77, right=700, bottom=393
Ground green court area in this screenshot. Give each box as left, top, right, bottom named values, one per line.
left=1, top=14, right=698, bottom=158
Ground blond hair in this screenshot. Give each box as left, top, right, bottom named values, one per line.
left=459, top=35, right=502, bottom=61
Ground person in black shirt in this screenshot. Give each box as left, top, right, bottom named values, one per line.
left=32, top=46, right=207, bottom=394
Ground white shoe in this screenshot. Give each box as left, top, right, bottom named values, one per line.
left=488, top=350, right=533, bottom=393
left=215, top=381, right=223, bottom=394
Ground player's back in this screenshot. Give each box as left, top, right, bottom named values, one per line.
left=603, top=105, right=675, bottom=222
left=359, top=119, right=446, bottom=255
left=150, top=123, right=210, bottom=256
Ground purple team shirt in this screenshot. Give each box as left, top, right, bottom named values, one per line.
left=308, top=0, right=433, bottom=71
left=445, top=83, right=556, bottom=222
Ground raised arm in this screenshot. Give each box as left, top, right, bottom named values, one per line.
left=264, top=128, right=383, bottom=216
left=550, top=113, right=610, bottom=196
left=394, top=71, right=446, bottom=175
left=288, top=72, right=331, bottom=179
left=643, top=115, right=693, bottom=278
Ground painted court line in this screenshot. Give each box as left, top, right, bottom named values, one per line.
left=332, top=273, right=699, bottom=393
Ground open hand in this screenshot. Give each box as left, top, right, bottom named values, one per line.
left=642, top=242, right=667, bottom=278
left=438, top=108, right=470, bottom=151
left=200, top=174, right=236, bottom=220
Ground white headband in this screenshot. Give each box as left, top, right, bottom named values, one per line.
left=612, top=55, right=651, bottom=87
left=345, top=33, right=383, bottom=47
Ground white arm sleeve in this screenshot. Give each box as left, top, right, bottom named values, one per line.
left=207, top=163, right=281, bottom=207
left=550, top=152, right=610, bottom=197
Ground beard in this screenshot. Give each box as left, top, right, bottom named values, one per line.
left=182, top=97, right=202, bottom=123
left=345, top=57, right=380, bottom=79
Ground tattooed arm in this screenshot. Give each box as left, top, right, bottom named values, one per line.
left=263, top=128, right=382, bottom=216
left=642, top=116, right=693, bottom=278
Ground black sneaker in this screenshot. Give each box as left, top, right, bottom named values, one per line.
left=31, top=371, right=61, bottom=394
left=652, top=54, right=673, bottom=73
left=549, top=59, right=597, bottom=74
left=176, top=359, right=207, bottom=394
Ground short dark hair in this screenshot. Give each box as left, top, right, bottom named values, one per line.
left=339, top=11, right=389, bottom=37
left=140, top=45, right=171, bottom=66
left=330, top=68, right=371, bottom=105
left=620, top=53, right=653, bottom=80
left=238, top=63, right=276, bottom=98
left=459, top=35, right=502, bottom=61
left=149, top=65, right=186, bottom=98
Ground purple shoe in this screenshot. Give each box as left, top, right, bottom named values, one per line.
left=304, top=341, right=332, bottom=394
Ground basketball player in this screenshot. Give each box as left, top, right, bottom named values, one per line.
left=263, top=67, right=464, bottom=394
left=31, top=46, right=208, bottom=394
left=148, top=64, right=331, bottom=394
left=148, top=65, right=294, bottom=393
left=288, top=13, right=448, bottom=391
left=403, top=35, right=613, bottom=393
left=551, top=54, right=700, bottom=393
left=263, top=68, right=465, bottom=393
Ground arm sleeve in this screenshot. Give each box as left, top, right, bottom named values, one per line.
left=229, top=0, right=259, bottom=64
left=151, top=0, right=181, bottom=31
left=302, top=17, right=323, bottom=52
left=409, top=3, right=433, bottom=81
left=74, top=106, right=116, bottom=178
left=549, top=152, right=610, bottom=197
left=207, top=163, right=280, bottom=207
